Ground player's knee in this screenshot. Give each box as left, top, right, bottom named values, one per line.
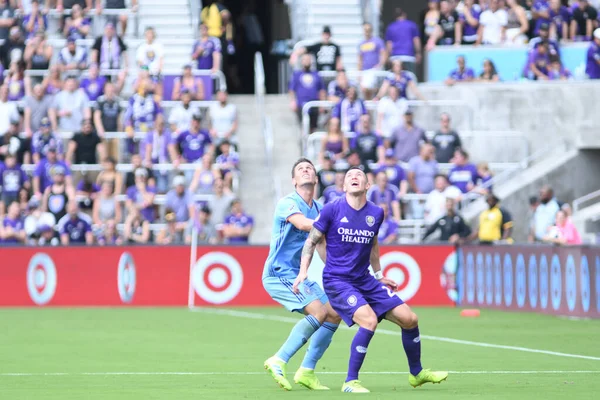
left=362, top=316, right=378, bottom=331
left=312, top=307, right=327, bottom=324
left=120, top=14, right=128, bottom=23
left=326, top=310, right=342, bottom=325
left=404, top=311, right=418, bottom=329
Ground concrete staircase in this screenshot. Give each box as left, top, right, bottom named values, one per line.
left=292, top=0, right=364, bottom=71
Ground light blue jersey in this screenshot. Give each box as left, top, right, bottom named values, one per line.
left=263, top=191, right=322, bottom=279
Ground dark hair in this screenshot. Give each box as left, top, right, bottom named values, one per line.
left=456, top=149, right=469, bottom=159
left=291, top=158, right=315, bottom=178
left=346, top=166, right=366, bottom=176
left=395, top=7, right=405, bottom=18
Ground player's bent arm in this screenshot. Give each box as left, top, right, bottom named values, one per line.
left=287, top=213, right=314, bottom=232
left=293, top=227, right=325, bottom=293
left=369, top=236, right=382, bottom=275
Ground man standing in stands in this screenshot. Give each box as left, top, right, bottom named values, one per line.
left=469, top=194, right=513, bottom=245
left=448, top=149, right=478, bottom=194
left=586, top=28, right=600, bottom=79
left=290, top=26, right=342, bottom=72
left=390, top=109, right=427, bottom=163
left=432, top=113, right=462, bottom=163
left=288, top=54, right=325, bottom=132
left=358, top=22, right=386, bottom=100
left=385, top=8, right=422, bottom=73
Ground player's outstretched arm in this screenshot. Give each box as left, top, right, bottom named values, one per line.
left=370, top=237, right=398, bottom=291
left=293, top=227, right=324, bottom=294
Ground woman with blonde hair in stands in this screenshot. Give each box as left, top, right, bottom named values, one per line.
left=42, top=64, right=63, bottom=96
left=172, top=64, right=205, bottom=101
left=543, top=209, right=582, bottom=245
left=320, top=117, right=349, bottom=166
left=96, top=157, right=123, bottom=195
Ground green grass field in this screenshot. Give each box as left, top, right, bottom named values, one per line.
left=1, top=307, right=599, bottom=399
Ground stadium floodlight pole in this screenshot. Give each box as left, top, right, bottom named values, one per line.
left=188, top=226, right=199, bottom=309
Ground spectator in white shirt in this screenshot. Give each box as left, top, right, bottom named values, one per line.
left=476, top=0, right=508, bottom=45
left=209, top=90, right=238, bottom=149
left=530, top=185, right=560, bottom=242
left=376, top=85, right=408, bottom=141
left=136, top=27, right=164, bottom=98
left=168, top=88, right=198, bottom=134
left=0, top=84, right=19, bottom=137
left=424, top=174, right=462, bottom=226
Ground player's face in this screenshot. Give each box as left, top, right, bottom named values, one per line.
left=293, top=162, right=317, bottom=187
left=344, top=169, right=369, bottom=195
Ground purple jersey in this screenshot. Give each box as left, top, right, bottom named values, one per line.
left=126, top=185, right=157, bottom=222
left=448, top=163, right=479, bottom=193
left=195, top=170, right=215, bottom=194
left=586, top=41, right=600, bottom=79
left=66, top=17, right=91, bottom=40
left=32, top=132, right=64, bottom=158
left=533, top=1, right=551, bottom=34
left=375, top=164, right=405, bottom=188
left=224, top=213, right=254, bottom=243
left=358, top=37, right=385, bottom=70
left=384, top=71, right=413, bottom=99
left=125, top=94, right=162, bottom=132
left=449, top=67, right=475, bottom=81
left=368, top=184, right=399, bottom=211
left=143, top=129, right=171, bottom=163
left=460, top=4, right=482, bottom=41
left=1, top=216, right=24, bottom=243
left=322, top=186, right=345, bottom=204
left=331, top=98, right=367, bottom=133
left=76, top=180, right=100, bottom=193
left=215, top=151, right=240, bottom=174
left=0, top=163, right=28, bottom=195
left=60, top=215, right=91, bottom=243
left=314, top=197, right=384, bottom=281
left=22, top=14, right=48, bottom=40
left=550, top=6, right=571, bottom=39
left=385, top=19, right=419, bottom=57
left=34, top=160, right=71, bottom=193
left=80, top=76, right=106, bottom=101
left=192, top=37, right=221, bottom=70
left=174, top=129, right=212, bottom=162
left=327, top=80, right=349, bottom=99
left=289, top=70, right=324, bottom=108
left=378, top=217, right=398, bottom=242
left=6, top=78, right=24, bottom=101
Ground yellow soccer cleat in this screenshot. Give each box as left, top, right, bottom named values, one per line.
left=341, top=380, right=370, bottom=393
left=294, top=367, right=330, bottom=390
left=263, top=356, right=292, bottom=391
left=409, top=368, right=449, bottom=388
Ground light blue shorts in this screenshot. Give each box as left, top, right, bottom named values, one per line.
left=263, top=276, right=328, bottom=313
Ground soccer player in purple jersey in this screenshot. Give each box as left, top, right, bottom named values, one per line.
left=293, top=167, right=448, bottom=393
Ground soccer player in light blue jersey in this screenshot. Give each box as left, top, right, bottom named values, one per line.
left=294, top=167, right=448, bottom=393
left=262, top=158, right=342, bottom=391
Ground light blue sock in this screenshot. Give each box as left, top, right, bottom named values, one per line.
left=275, top=315, right=321, bottom=362
left=301, top=322, right=339, bottom=369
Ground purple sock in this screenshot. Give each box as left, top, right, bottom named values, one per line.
left=402, top=326, right=423, bottom=376
left=346, top=327, right=374, bottom=382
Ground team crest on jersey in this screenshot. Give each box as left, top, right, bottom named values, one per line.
left=365, top=215, right=375, bottom=227
left=347, top=295, right=357, bottom=306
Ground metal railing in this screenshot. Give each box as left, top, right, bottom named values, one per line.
left=301, top=99, right=473, bottom=154
left=573, top=189, right=600, bottom=213
left=21, top=162, right=202, bottom=173
left=45, top=8, right=140, bottom=38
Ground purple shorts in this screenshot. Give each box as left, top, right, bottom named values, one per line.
left=324, top=274, right=404, bottom=327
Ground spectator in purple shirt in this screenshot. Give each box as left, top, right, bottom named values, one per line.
left=548, top=55, right=572, bottom=80
left=331, top=86, right=367, bottom=134
left=124, top=78, right=162, bottom=155
left=532, top=0, right=552, bottom=35
left=214, top=140, right=239, bottom=190
left=527, top=42, right=551, bottom=80
left=288, top=54, right=325, bottom=131
left=192, top=23, right=221, bottom=72
left=80, top=63, right=106, bottom=102
left=126, top=168, right=157, bottom=222
left=64, top=4, right=91, bottom=40
left=169, top=112, right=213, bottom=167
left=0, top=153, right=29, bottom=213
left=377, top=202, right=399, bottom=244
left=358, top=22, right=386, bottom=99
left=222, top=199, right=253, bottom=244
left=33, top=147, right=74, bottom=198
left=385, top=7, right=422, bottom=73
left=375, top=149, right=408, bottom=195
left=368, top=170, right=401, bottom=221
left=327, top=69, right=353, bottom=103
left=375, top=60, right=424, bottom=101
left=32, top=118, right=63, bottom=163
left=0, top=200, right=25, bottom=243
left=322, top=170, right=345, bottom=204
left=460, top=0, right=482, bottom=45
left=58, top=37, right=88, bottom=72
left=586, top=28, right=600, bottom=79
left=58, top=201, right=93, bottom=245
left=165, top=174, right=193, bottom=227
left=22, top=0, right=47, bottom=42
left=445, top=55, right=475, bottom=86
left=549, top=0, right=571, bottom=40
left=448, top=149, right=479, bottom=194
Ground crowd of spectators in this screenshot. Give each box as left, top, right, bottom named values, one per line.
left=0, top=1, right=254, bottom=246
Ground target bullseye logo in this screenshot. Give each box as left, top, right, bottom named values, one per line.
left=380, top=252, right=421, bottom=301
left=192, top=252, right=243, bottom=304
left=118, top=252, right=136, bottom=304
left=27, top=253, right=57, bottom=305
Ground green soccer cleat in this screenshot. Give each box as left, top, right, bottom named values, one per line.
left=294, top=367, right=330, bottom=390
left=264, top=356, right=292, bottom=391
left=409, top=368, right=449, bottom=388
left=341, top=380, right=370, bottom=393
